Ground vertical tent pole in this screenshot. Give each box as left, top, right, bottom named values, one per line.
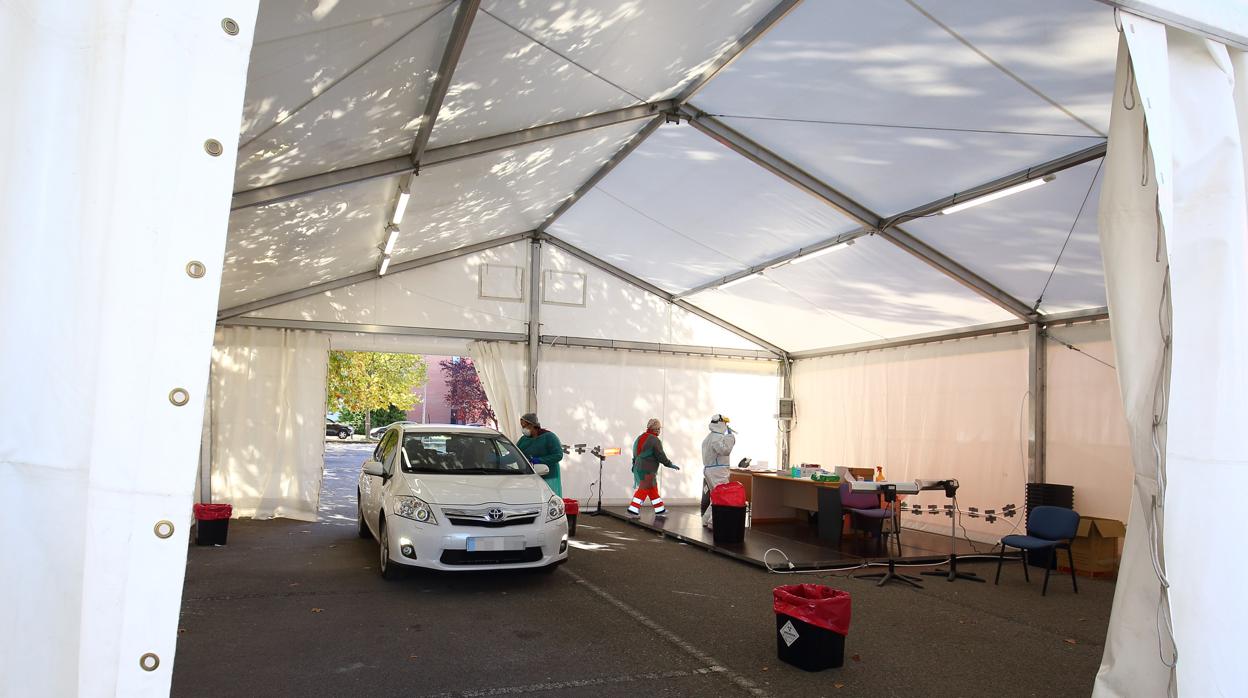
left=780, top=354, right=793, bottom=469
left=1028, top=323, right=1047, bottom=483
left=527, top=237, right=542, bottom=413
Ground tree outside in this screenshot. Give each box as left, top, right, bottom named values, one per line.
left=327, top=351, right=427, bottom=437
left=439, top=357, right=495, bottom=428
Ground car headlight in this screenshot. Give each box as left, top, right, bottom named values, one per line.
left=545, top=495, right=565, bottom=522
left=394, top=496, right=437, bottom=524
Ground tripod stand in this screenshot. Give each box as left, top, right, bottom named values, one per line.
left=588, top=446, right=609, bottom=516
left=857, top=485, right=923, bottom=588
left=921, top=480, right=985, bottom=583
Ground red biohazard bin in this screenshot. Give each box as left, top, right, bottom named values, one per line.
left=773, top=584, right=852, bottom=671
left=193, top=503, right=233, bottom=546
left=710, top=482, right=747, bottom=545
left=562, top=498, right=579, bottom=537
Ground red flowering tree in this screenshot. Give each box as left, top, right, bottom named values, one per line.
left=439, top=357, right=496, bottom=427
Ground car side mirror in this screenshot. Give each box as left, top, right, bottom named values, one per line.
left=363, top=461, right=385, bottom=478
left=532, top=463, right=550, bottom=477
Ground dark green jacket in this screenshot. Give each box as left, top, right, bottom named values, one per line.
left=518, top=430, right=563, bottom=496
left=632, top=430, right=674, bottom=476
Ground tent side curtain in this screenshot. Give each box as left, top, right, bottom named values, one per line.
left=470, top=340, right=525, bottom=440
left=534, top=346, right=782, bottom=506
left=1095, top=14, right=1248, bottom=697
left=208, top=326, right=330, bottom=522
left=790, top=322, right=1132, bottom=542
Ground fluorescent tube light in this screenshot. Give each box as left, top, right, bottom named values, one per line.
left=379, top=255, right=392, bottom=276
left=392, top=188, right=411, bottom=225
left=791, top=239, right=855, bottom=265
left=383, top=225, right=399, bottom=255
left=939, top=175, right=1056, bottom=216
left=721, top=273, right=760, bottom=290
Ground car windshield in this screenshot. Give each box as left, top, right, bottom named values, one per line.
left=400, top=432, right=532, bottom=475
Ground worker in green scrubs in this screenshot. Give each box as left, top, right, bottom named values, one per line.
left=517, top=412, right=564, bottom=496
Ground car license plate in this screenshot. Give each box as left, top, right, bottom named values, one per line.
left=467, top=536, right=524, bottom=552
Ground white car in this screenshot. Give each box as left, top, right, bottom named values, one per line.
left=357, top=423, right=568, bottom=577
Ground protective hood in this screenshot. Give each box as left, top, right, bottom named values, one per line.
left=708, top=421, right=729, bottom=434
left=400, top=472, right=550, bottom=506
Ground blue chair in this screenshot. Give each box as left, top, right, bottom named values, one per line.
left=995, top=506, right=1080, bottom=596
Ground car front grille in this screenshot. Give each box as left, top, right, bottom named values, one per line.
left=447, top=516, right=538, bottom=528
left=440, top=547, right=544, bottom=566
left=441, top=507, right=540, bottom=528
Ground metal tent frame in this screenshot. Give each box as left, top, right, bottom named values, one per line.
left=219, top=0, right=1140, bottom=476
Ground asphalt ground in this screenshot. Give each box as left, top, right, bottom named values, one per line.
left=172, top=443, right=1115, bottom=697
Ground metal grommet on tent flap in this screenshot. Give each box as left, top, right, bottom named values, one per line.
left=168, top=388, right=190, bottom=407
left=139, top=653, right=160, bottom=672
left=153, top=520, right=175, bottom=539
left=221, top=18, right=240, bottom=35
left=186, top=261, right=206, bottom=278
left=203, top=139, right=224, bottom=157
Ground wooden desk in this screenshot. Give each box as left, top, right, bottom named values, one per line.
left=729, top=471, right=843, bottom=523
left=731, top=471, right=886, bottom=545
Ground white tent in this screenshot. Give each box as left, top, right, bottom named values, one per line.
left=3, top=0, right=1247, bottom=696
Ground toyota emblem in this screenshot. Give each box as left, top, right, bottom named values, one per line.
left=487, top=508, right=504, bottom=522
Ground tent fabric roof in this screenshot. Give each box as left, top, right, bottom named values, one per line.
left=225, top=0, right=1121, bottom=354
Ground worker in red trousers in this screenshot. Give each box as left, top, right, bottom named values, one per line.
left=628, top=418, right=680, bottom=518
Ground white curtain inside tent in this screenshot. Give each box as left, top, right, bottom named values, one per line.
left=1095, top=14, right=1248, bottom=697
left=535, top=346, right=781, bottom=506
left=470, top=340, right=524, bottom=438
left=207, top=326, right=330, bottom=522
left=791, top=333, right=1031, bottom=542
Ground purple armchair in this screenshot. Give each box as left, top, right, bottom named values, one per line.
left=840, top=483, right=896, bottom=549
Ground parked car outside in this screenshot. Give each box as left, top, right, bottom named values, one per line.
left=370, top=421, right=417, bottom=440
left=326, top=421, right=354, bottom=439
left=357, top=424, right=568, bottom=577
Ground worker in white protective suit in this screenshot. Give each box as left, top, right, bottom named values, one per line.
left=700, top=414, right=737, bottom=528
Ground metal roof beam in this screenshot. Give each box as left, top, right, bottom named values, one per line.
left=679, top=106, right=882, bottom=227
left=537, top=233, right=787, bottom=357
left=789, top=306, right=1109, bottom=360
left=216, top=231, right=533, bottom=320
left=880, top=142, right=1107, bottom=228
left=537, top=118, right=664, bottom=232
left=874, top=226, right=1036, bottom=320
left=217, top=317, right=527, bottom=343
left=673, top=227, right=873, bottom=299
left=540, top=336, right=778, bottom=361
left=410, top=0, right=480, bottom=167
left=673, top=104, right=1105, bottom=321
left=231, top=102, right=676, bottom=210
left=673, top=0, right=804, bottom=103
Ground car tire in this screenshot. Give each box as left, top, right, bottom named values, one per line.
left=378, top=517, right=402, bottom=581
left=357, top=493, right=371, bottom=540
left=338, top=429, right=350, bottom=439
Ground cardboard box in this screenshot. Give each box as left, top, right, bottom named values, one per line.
left=1062, top=517, right=1126, bottom=575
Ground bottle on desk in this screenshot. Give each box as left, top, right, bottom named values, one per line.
left=875, top=466, right=885, bottom=482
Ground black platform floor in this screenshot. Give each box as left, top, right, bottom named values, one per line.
left=599, top=505, right=988, bottom=572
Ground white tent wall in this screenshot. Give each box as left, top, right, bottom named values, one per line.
left=246, top=241, right=530, bottom=333
left=790, top=333, right=1030, bottom=542
left=206, top=327, right=331, bottom=521
left=540, top=243, right=766, bottom=350
left=1045, top=320, right=1133, bottom=523
left=0, top=2, right=258, bottom=696
left=535, top=346, right=781, bottom=506
left=1094, top=14, right=1248, bottom=697
left=790, top=324, right=1132, bottom=541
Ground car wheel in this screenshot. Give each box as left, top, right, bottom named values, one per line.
left=338, top=429, right=350, bottom=439
left=378, top=517, right=402, bottom=580
left=357, top=493, right=371, bottom=539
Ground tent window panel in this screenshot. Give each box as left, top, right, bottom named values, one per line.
left=542, top=270, right=586, bottom=307
left=479, top=264, right=525, bottom=302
